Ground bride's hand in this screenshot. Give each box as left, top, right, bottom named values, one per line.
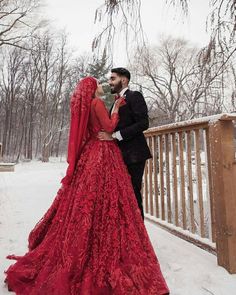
left=113, top=97, right=126, bottom=113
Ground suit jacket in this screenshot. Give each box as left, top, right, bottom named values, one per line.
left=111, top=89, right=152, bottom=165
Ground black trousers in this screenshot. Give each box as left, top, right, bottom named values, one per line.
left=127, top=161, right=146, bottom=220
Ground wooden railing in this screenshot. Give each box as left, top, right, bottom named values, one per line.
left=143, top=113, right=236, bottom=274
left=0, top=142, right=2, bottom=162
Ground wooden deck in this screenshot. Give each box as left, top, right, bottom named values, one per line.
left=144, top=113, right=236, bottom=274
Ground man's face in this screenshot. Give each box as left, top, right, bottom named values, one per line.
left=108, top=72, right=123, bottom=94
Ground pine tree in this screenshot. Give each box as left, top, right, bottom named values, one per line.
left=88, top=51, right=114, bottom=109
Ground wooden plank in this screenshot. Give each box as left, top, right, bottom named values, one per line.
left=194, top=129, right=205, bottom=238
left=144, top=113, right=236, bottom=138
left=158, top=135, right=165, bottom=220
left=144, top=162, right=148, bottom=214
left=145, top=124, right=208, bottom=138
left=171, top=133, right=178, bottom=226
left=186, top=131, right=195, bottom=233
left=204, top=128, right=216, bottom=242
left=0, top=143, right=3, bottom=162
left=165, top=134, right=171, bottom=223
left=0, top=163, right=15, bottom=172
left=148, top=137, right=154, bottom=216
left=178, top=132, right=187, bottom=229
left=152, top=136, right=159, bottom=218
left=209, top=120, right=236, bottom=273
left=145, top=216, right=216, bottom=255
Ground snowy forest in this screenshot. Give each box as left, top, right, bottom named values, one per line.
left=0, top=0, right=235, bottom=162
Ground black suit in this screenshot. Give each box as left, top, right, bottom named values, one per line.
left=112, top=89, right=152, bottom=219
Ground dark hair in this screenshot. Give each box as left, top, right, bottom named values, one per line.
left=111, top=67, right=131, bottom=81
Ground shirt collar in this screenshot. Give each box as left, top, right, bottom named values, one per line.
left=119, top=87, right=129, bottom=97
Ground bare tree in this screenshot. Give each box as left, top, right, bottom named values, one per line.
left=93, top=0, right=145, bottom=60
left=0, top=26, right=103, bottom=162
left=0, top=0, right=40, bottom=49
left=0, top=46, right=25, bottom=158
left=228, top=61, right=236, bottom=111
left=29, top=30, right=72, bottom=162
left=130, top=37, right=231, bottom=125
left=95, top=0, right=236, bottom=64
left=0, top=31, right=70, bottom=161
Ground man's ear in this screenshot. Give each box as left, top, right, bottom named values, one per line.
left=122, top=77, right=128, bottom=86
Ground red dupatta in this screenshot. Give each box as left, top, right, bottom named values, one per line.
left=61, top=76, right=97, bottom=186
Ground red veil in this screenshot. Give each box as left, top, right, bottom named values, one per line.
left=61, top=76, right=97, bottom=186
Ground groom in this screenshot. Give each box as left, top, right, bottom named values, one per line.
left=98, top=67, right=151, bottom=219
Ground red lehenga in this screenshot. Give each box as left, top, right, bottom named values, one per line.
left=5, top=77, right=169, bottom=295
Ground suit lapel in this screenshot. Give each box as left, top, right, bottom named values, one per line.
left=109, top=89, right=130, bottom=114
left=109, top=102, right=114, bottom=115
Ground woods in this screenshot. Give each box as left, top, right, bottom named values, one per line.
left=0, top=0, right=235, bottom=161
left=0, top=29, right=111, bottom=162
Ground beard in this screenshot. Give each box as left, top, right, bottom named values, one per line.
left=110, top=81, right=122, bottom=94
left=110, top=88, right=116, bottom=94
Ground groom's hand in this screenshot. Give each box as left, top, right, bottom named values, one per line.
left=97, top=131, right=113, bottom=141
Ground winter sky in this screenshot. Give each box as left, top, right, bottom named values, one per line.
left=43, top=0, right=212, bottom=64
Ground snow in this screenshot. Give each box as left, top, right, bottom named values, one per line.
left=146, top=214, right=216, bottom=250
left=1, top=160, right=236, bottom=295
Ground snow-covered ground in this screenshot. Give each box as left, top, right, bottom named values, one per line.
left=0, top=160, right=236, bottom=295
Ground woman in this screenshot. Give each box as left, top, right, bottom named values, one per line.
left=5, top=77, right=169, bottom=294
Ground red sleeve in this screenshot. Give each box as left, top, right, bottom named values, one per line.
left=94, top=98, right=119, bottom=132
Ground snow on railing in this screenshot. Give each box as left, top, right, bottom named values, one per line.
left=143, top=113, right=236, bottom=274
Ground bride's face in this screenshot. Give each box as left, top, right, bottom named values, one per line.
left=95, top=83, right=104, bottom=97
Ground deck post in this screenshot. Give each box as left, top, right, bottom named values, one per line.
left=209, top=119, right=236, bottom=273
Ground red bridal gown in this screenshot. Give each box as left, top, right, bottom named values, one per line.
left=5, top=98, right=169, bottom=295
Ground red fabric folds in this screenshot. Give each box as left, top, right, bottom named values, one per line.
left=5, top=140, right=169, bottom=294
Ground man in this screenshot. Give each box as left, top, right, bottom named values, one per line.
left=98, top=67, right=151, bottom=219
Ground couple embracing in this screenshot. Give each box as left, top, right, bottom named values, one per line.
left=5, top=68, right=169, bottom=295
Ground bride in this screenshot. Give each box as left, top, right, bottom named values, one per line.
left=5, top=76, right=169, bottom=295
